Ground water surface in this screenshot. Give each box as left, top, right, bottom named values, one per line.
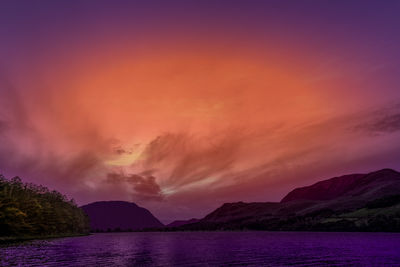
left=1, top=232, right=400, bottom=266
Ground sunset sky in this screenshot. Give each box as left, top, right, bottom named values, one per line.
left=1, top=0, right=400, bottom=223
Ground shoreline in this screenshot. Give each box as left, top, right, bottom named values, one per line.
left=2, top=231, right=400, bottom=245
left=0, top=233, right=90, bottom=245
left=90, top=229, right=400, bottom=234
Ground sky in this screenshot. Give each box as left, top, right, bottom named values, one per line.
left=1, top=0, right=400, bottom=223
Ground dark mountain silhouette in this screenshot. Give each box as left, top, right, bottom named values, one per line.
left=81, top=201, right=163, bottom=232
left=167, top=218, right=199, bottom=228
left=281, top=169, right=400, bottom=203
left=176, top=169, right=400, bottom=232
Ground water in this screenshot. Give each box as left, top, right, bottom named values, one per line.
left=1, top=232, right=400, bottom=266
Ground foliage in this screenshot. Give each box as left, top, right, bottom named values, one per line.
left=365, top=194, right=400, bottom=209
left=0, top=174, right=89, bottom=237
left=174, top=205, right=400, bottom=232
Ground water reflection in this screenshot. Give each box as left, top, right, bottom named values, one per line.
left=1, top=232, right=400, bottom=266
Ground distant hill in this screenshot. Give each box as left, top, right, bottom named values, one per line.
left=81, top=201, right=164, bottom=232
left=281, top=169, right=400, bottom=203
left=167, top=218, right=199, bottom=228
left=177, top=169, right=400, bottom=232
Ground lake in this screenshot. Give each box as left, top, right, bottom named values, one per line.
left=1, top=232, right=400, bottom=266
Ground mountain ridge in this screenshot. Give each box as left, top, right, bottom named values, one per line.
left=281, top=169, right=400, bottom=202
left=81, top=201, right=164, bottom=231
left=174, top=169, right=400, bottom=232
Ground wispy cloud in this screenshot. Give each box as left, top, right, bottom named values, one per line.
left=2, top=64, right=400, bottom=222
left=354, top=111, right=400, bottom=135
left=136, top=130, right=245, bottom=192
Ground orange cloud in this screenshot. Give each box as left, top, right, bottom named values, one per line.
left=1, top=41, right=399, bottom=222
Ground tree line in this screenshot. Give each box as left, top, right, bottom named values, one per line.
left=0, top=174, right=89, bottom=237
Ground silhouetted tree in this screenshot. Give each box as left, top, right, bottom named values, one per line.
left=0, top=175, right=89, bottom=237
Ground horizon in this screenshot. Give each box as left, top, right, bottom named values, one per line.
left=52, top=167, right=400, bottom=225
left=1, top=0, right=400, bottom=223
left=2, top=166, right=399, bottom=225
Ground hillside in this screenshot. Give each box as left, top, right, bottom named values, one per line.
left=167, top=218, right=199, bottom=228
left=81, top=201, right=164, bottom=232
left=281, top=169, right=400, bottom=203
left=178, top=169, right=400, bottom=232
left=0, top=175, right=89, bottom=240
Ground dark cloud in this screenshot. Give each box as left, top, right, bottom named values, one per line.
left=353, top=110, right=400, bottom=135
left=366, top=113, right=400, bottom=133
left=107, top=172, right=163, bottom=201
left=113, top=146, right=132, bottom=155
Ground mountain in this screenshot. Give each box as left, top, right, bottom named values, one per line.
left=178, top=169, right=400, bottom=232
left=167, top=218, right=199, bottom=228
left=281, top=169, right=400, bottom=203
left=81, top=201, right=164, bottom=232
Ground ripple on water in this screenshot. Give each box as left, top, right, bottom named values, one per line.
left=1, top=232, right=400, bottom=266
